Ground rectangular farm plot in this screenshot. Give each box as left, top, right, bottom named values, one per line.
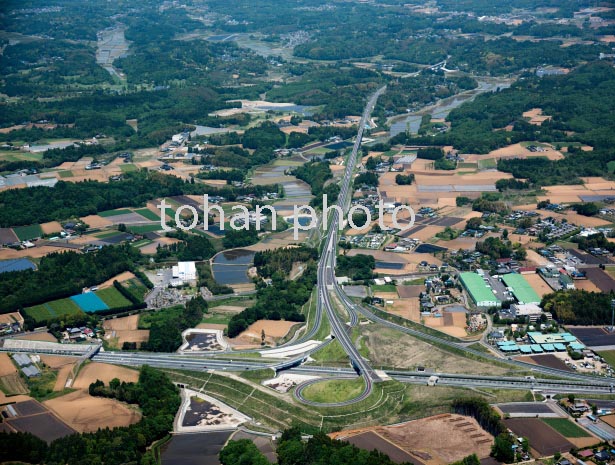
left=4, top=399, right=75, bottom=444
left=13, top=224, right=43, bottom=241
left=95, top=287, right=132, bottom=309
left=134, top=208, right=161, bottom=221
left=542, top=418, right=591, bottom=438
left=25, top=298, right=84, bottom=322
left=98, top=208, right=134, bottom=218
left=505, top=418, right=574, bottom=456
left=71, top=293, right=109, bottom=313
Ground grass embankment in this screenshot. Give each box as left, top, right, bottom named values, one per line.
left=160, top=368, right=538, bottom=433
left=301, top=378, right=366, bottom=404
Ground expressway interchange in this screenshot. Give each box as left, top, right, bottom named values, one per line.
left=88, top=86, right=615, bottom=407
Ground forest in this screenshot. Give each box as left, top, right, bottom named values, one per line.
left=226, top=254, right=317, bottom=337
left=0, top=244, right=144, bottom=315
left=292, top=161, right=339, bottom=208
left=220, top=427, right=410, bottom=465
left=0, top=171, right=204, bottom=227
left=336, top=254, right=376, bottom=281
left=392, top=62, right=615, bottom=170
left=153, top=231, right=217, bottom=262
left=253, top=246, right=319, bottom=278
left=0, top=366, right=179, bottom=465
left=141, top=297, right=208, bottom=352
left=541, top=290, right=615, bottom=325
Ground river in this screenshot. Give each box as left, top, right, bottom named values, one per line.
left=388, top=77, right=513, bottom=138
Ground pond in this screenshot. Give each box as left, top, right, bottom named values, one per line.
left=212, top=249, right=255, bottom=285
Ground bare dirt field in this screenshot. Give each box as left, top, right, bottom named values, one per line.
left=0, top=353, right=16, bottom=376
left=525, top=249, right=552, bottom=267
left=39, top=355, right=78, bottom=369
left=80, top=214, right=113, bottom=228
left=103, top=316, right=150, bottom=348
left=98, top=271, right=136, bottom=289
left=524, top=273, right=554, bottom=297
left=234, top=320, right=299, bottom=345
left=103, top=314, right=139, bottom=331
left=0, top=311, right=23, bottom=326
left=16, top=332, right=57, bottom=342
left=441, top=236, right=479, bottom=251
left=477, top=142, right=563, bottom=161
left=0, top=245, right=71, bottom=260
left=522, top=108, right=551, bottom=126
left=44, top=390, right=141, bottom=433
left=364, top=326, right=507, bottom=375
left=112, top=330, right=150, bottom=347
left=385, top=299, right=421, bottom=322
left=574, top=279, right=601, bottom=293
left=40, top=221, right=63, bottom=235
left=333, top=414, right=494, bottom=465
left=72, top=362, right=139, bottom=390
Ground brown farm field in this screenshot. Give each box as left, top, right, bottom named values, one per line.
left=505, top=418, right=573, bottom=456
left=524, top=273, right=554, bottom=297
left=44, top=389, right=141, bottom=433
left=0, top=352, right=16, bottom=377
left=233, top=320, right=299, bottom=346
left=15, top=331, right=58, bottom=342
left=103, top=315, right=150, bottom=348
left=331, top=414, right=494, bottom=465
left=103, top=314, right=140, bottom=331
left=72, top=362, right=139, bottom=390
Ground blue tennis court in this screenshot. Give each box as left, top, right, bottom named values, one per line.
left=71, top=293, right=109, bottom=313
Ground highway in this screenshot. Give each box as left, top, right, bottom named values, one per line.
left=310, top=86, right=387, bottom=404
left=91, top=352, right=615, bottom=395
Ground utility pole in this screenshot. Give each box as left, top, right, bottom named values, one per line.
left=611, top=299, right=615, bottom=332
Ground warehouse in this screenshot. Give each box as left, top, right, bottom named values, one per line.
left=501, top=274, right=541, bottom=305
left=459, top=272, right=501, bottom=308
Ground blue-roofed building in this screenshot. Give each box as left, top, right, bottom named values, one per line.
left=554, top=343, right=567, bottom=352
left=531, top=344, right=544, bottom=353
left=498, top=340, right=517, bottom=347
left=500, top=344, right=519, bottom=352
left=542, top=344, right=555, bottom=352
left=570, top=342, right=585, bottom=351
left=519, top=346, right=533, bottom=354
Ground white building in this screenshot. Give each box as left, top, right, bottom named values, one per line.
left=172, top=261, right=197, bottom=284
left=510, top=303, right=544, bottom=322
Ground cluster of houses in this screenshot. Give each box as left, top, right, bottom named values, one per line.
left=62, top=326, right=96, bottom=342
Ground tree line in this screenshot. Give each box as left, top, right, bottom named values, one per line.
left=0, top=366, right=180, bottom=465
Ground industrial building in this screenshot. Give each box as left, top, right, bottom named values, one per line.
left=509, top=303, right=545, bottom=322
left=171, top=261, right=197, bottom=286
left=459, top=272, right=501, bottom=308
left=501, top=274, right=541, bottom=305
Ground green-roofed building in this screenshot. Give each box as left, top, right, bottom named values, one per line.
left=501, top=273, right=541, bottom=305
left=459, top=272, right=501, bottom=308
